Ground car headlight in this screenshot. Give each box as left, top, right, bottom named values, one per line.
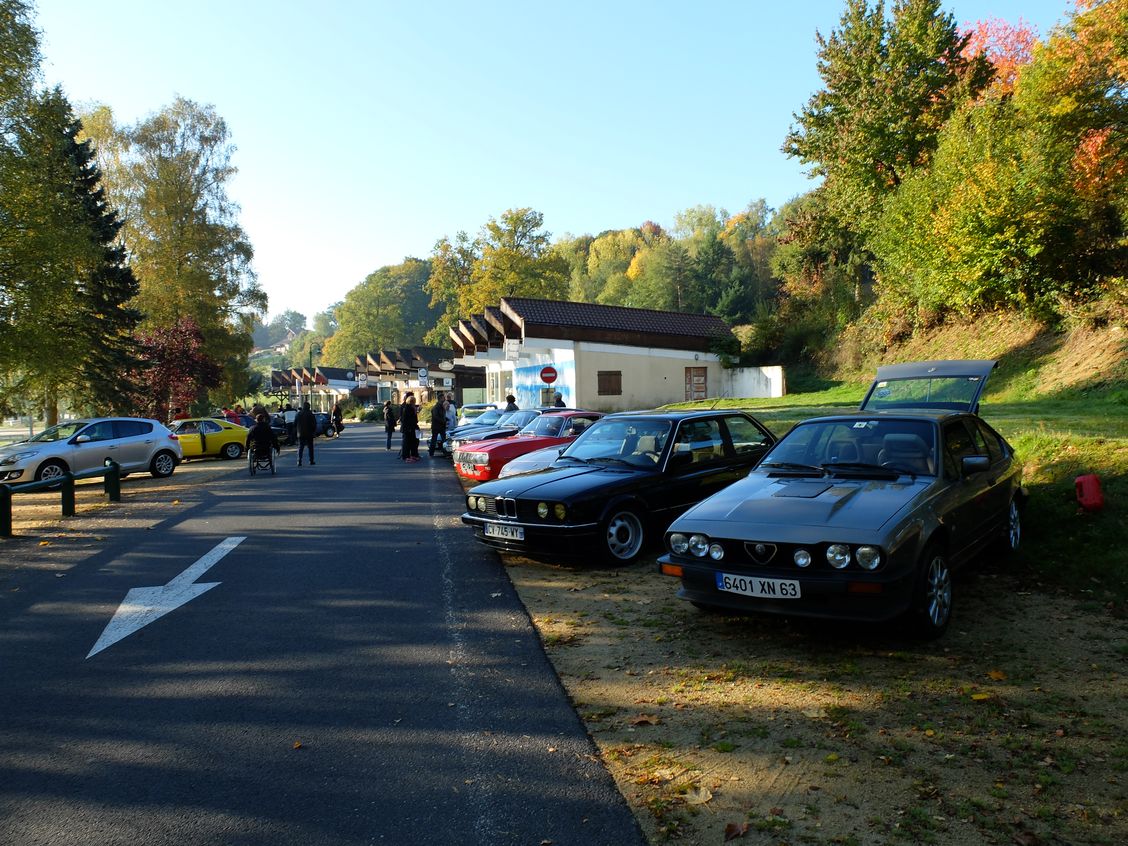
left=467, top=495, right=477, bottom=510
left=0, top=450, right=37, bottom=466
left=794, top=549, right=812, bottom=568
left=553, top=503, right=566, bottom=520
left=477, top=498, right=487, bottom=513
left=537, top=502, right=549, bottom=518
left=669, top=533, right=689, bottom=554
left=688, top=534, right=709, bottom=557
left=708, top=543, right=724, bottom=561
left=826, top=544, right=851, bottom=569
left=467, top=452, right=488, bottom=465
left=856, top=546, right=881, bottom=570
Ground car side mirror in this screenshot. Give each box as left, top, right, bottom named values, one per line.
left=74, top=434, right=91, bottom=444
left=962, top=455, right=989, bottom=475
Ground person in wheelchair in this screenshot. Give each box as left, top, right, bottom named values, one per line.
left=248, top=412, right=280, bottom=471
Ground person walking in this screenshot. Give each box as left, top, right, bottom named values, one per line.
left=382, top=400, right=397, bottom=451
left=444, top=397, right=457, bottom=433
left=553, top=391, right=566, bottom=407
left=295, top=401, right=318, bottom=466
left=504, top=394, right=518, bottom=411
left=331, top=402, right=344, bottom=435
left=399, top=394, right=420, bottom=462
left=428, top=393, right=447, bottom=457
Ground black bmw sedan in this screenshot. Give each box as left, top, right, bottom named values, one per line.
left=658, top=360, right=1026, bottom=638
left=461, top=410, right=776, bottom=564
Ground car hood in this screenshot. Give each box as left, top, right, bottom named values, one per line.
left=457, top=425, right=519, bottom=442
left=476, top=434, right=563, bottom=454
left=679, top=473, right=930, bottom=533
left=473, top=463, right=648, bottom=498
left=0, top=440, right=38, bottom=457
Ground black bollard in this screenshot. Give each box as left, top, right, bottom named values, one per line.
left=61, top=473, right=75, bottom=517
left=103, top=460, right=121, bottom=502
left=0, top=484, right=11, bottom=537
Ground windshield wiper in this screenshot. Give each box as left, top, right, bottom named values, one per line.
left=588, top=456, right=635, bottom=467
left=760, top=461, right=826, bottom=476
left=557, top=454, right=589, bottom=464
left=821, top=461, right=900, bottom=477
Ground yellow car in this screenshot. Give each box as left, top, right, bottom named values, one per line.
left=170, top=417, right=249, bottom=460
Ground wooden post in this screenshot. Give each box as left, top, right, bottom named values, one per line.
left=61, top=474, right=75, bottom=517
left=0, top=484, right=11, bottom=537
left=103, top=460, right=121, bottom=502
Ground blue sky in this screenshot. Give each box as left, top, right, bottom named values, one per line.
left=33, top=0, right=1072, bottom=323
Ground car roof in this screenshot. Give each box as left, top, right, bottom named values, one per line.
left=791, top=409, right=968, bottom=425
left=600, top=409, right=745, bottom=421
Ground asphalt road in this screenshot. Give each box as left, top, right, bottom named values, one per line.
left=0, top=426, right=645, bottom=846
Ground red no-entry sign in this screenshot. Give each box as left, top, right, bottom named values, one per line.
left=540, top=366, right=558, bottom=384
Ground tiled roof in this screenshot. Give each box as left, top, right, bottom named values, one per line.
left=502, top=297, right=732, bottom=340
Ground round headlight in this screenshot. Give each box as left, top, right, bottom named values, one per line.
left=826, top=544, right=851, bottom=569
left=537, top=502, right=549, bottom=518
left=794, top=549, right=812, bottom=568
left=688, top=534, right=709, bottom=557
left=477, top=498, right=487, bottom=513
left=553, top=503, right=566, bottom=520
left=708, top=543, right=724, bottom=561
left=669, top=533, right=689, bottom=554
left=467, top=495, right=477, bottom=510
left=856, top=546, right=881, bottom=570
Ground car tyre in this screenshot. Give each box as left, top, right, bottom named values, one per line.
left=35, top=459, right=69, bottom=484
left=908, top=543, right=952, bottom=639
left=149, top=450, right=177, bottom=478
left=222, top=442, right=243, bottom=460
left=601, top=507, right=645, bottom=565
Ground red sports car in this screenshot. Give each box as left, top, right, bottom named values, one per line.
left=453, top=411, right=603, bottom=481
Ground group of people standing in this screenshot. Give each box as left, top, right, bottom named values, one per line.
left=382, top=392, right=458, bottom=463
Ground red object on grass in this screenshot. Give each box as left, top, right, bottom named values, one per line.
left=1075, top=474, right=1104, bottom=512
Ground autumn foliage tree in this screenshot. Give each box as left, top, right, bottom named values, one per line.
left=127, top=317, right=221, bottom=420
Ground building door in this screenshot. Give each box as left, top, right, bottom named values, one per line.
left=685, top=367, right=707, bottom=401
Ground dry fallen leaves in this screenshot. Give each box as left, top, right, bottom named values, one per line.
left=988, top=669, right=1008, bottom=681
left=630, top=714, right=660, bottom=726
left=683, top=785, right=712, bottom=805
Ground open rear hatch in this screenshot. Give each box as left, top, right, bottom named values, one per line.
left=860, top=360, right=996, bottom=414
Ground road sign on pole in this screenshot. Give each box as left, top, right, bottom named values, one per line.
left=540, top=366, right=558, bottom=384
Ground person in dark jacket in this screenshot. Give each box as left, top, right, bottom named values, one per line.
left=296, top=402, right=318, bottom=466
left=504, top=394, right=518, bottom=411
left=383, top=400, right=397, bottom=451
left=399, top=394, right=420, bottom=462
left=553, top=391, right=565, bottom=407
left=248, top=412, right=280, bottom=458
left=331, top=402, right=344, bottom=435
left=428, top=393, right=447, bottom=457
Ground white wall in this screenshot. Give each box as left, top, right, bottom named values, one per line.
left=721, top=365, right=786, bottom=399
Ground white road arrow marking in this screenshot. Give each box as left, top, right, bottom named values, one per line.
left=87, top=536, right=246, bottom=658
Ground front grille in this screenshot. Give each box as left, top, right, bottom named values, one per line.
left=495, top=497, right=517, bottom=518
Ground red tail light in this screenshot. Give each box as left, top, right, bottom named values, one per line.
left=168, top=433, right=179, bottom=441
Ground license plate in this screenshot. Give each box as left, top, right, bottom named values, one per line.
left=484, top=523, right=524, bottom=541
left=459, top=462, right=476, bottom=475
left=715, top=572, right=800, bottom=599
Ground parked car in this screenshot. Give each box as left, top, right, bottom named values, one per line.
left=658, top=360, right=1025, bottom=638
left=454, top=411, right=604, bottom=481
left=314, top=412, right=333, bottom=437
left=170, top=417, right=249, bottom=460
left=444, top=408, right=549, bottom=457
left=0, top=417, right=182, bottom=482
left=457, top=403, right=500, bottom=427
left=462, top=410, right=776, bottom=564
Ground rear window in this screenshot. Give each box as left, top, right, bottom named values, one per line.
left=864, top=375, right=985, bottom=411
left=113, top=420, right=152, bottom=438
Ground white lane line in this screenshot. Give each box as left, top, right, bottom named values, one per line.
left=86, top=536, right=246, bottom=659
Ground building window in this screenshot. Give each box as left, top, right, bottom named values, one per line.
left=597, top=371, right=622, bottom=396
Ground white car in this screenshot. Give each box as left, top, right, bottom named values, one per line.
left=0, top=417, right=182, bottom=483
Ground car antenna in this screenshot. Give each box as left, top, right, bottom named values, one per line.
left=709, top=390, right=730, bottom=410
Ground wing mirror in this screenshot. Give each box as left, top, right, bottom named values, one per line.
left=74, top=434, right=91, bottom=444
left=961, top=455, right=989, bottom=475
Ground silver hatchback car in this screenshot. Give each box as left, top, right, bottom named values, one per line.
left=0, top=417, right=183, bottom=483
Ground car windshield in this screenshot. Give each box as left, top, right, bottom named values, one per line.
left=28, top=421, right=88, bottom=442
left=562, top=419, right=672, bottom=468
left=520, top=415, right=566, bottom=437
left=500, top=410, right=539, bottom=429
left=761, top=418, right=938, bottom=477
left=863, top=375, right=984, bottom=411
